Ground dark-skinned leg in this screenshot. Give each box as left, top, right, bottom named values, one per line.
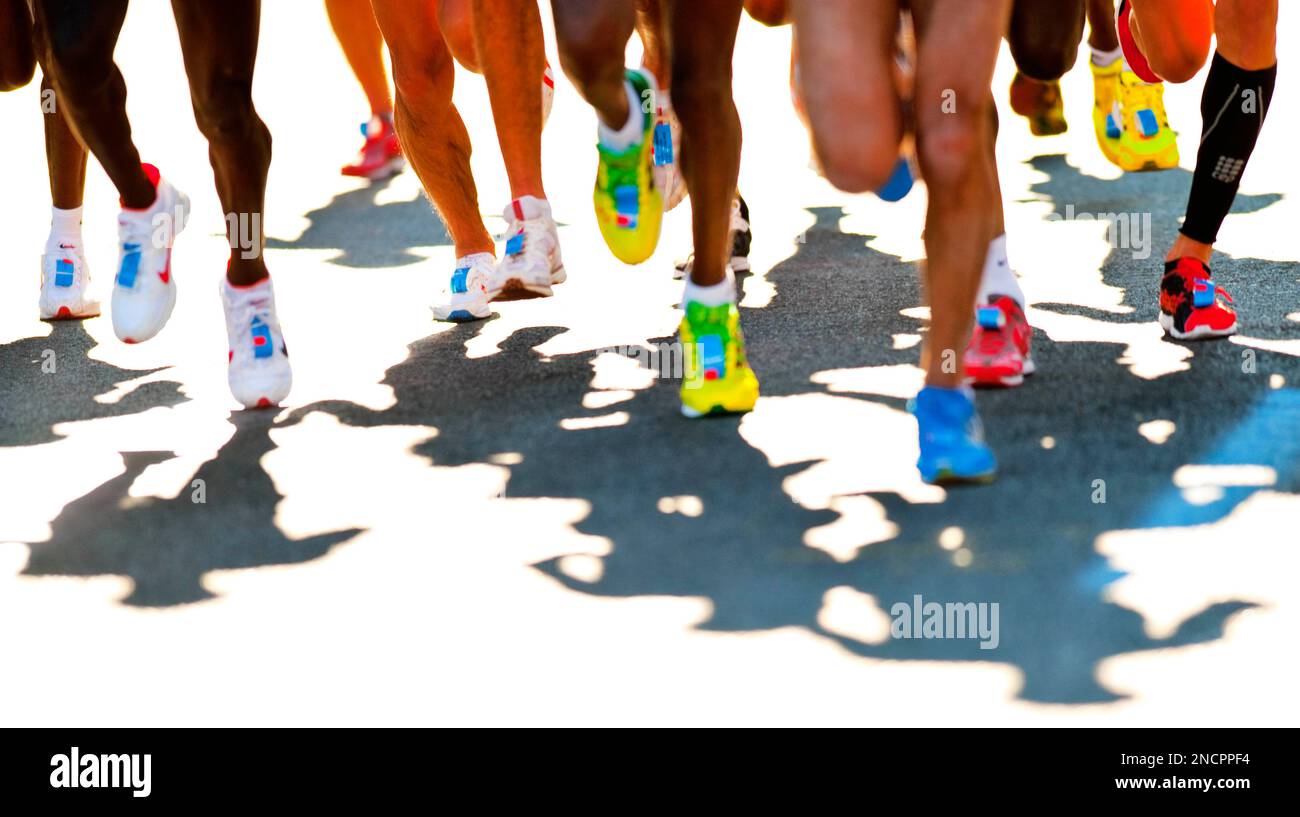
left=1086, top=0, right=1119, bottom=51
left=1008, top=0, right=1085, bottom=81
left=32, top=0, right=154, bottom=207
left=665, top=0, right=758, bottom=418
left=171, top=0, right=271, bottom=286
left=43, top=75, right=88, bottom=211
left=1006, top=0, right=1084, bottom=136
left=665, top=0, right=743, bottom=287
left=0, top=0, right=36, bottom=91
left=551, top=0, right=638, bottom=129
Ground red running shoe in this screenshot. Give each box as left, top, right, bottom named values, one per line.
left=1159, top=257, right=1237, bottom=339
left=342, top=115, right=404, bottom=180
left=964, top=295, right=1035, bottom=388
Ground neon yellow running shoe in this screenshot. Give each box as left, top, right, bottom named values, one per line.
left=1115, top=69, right=1179, bottom=172
left=1090, top=59, right=1124, bottom=167
left=594, top=69, right=663, bottom=265
left=679, top=300, right=759, bottom=418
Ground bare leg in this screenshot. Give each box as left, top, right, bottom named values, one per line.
left=325, top=0, right=392, bottom=116
left=43, top=75, right=88, bottom=210
left=665, top=0, right=744, bottom=287
left=471, top=0, right=547, bottom=200
left=635, top=0, right=669, bottom=89
left=370, top=0, right=494, bottom=258
left=32, top=0, right=155, bottom=208
left=171, top=0, right=272, bottom=285
left=1086, top=0, right=1119, bottom=51
left=1007, top=0, right=1085, bottom=81
left=792, top=0, right=903, bottom=194
left=1125, top=0, right=1213, bottom=82
left=551, top=0, right=639, bottom=129
left=911, top=0, right=1011, bottom=387
left=0, top=0, right=36, bottom=91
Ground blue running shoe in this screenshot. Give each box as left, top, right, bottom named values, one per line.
left=876, top=155, right=915, bottom=202
left=909, top=386, right=997, bottom=485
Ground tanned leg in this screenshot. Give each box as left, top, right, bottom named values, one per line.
left=910, top=0, right=1011, bottom=386
left=470, top=0, right=547, bottom=200
left=325, top=0, right=393, bottom=116
left=370, top=0, right=494, bottom=258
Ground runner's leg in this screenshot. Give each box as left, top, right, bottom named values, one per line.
left=910, top=0, right=1010, bottom=387
left=31, top=0, right=154, bottom=208
left=370, top=0, right=494, bottom=258
left=0, top=0, right=36, bottom=90
left=325, top=0, right=392, bottom=116
left=791, top=0, right=903, bottom=194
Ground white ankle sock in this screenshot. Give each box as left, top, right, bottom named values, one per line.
left=976, top=234, right=1025, bottom=307
left=49, top=206, right=83, bottom=247
left=682, top=267, right=737, bottom=308
left=1091, top=45, right=1123, bottom=67
left=598, top=79, right=644, bottom=152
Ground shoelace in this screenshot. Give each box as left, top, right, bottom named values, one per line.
left=975, top=323, right=1009, bottom=356
left=506, top=218, right=556, bottom=260
left=1123, top=79, right=1168, bottom=126
left=230, top=297, right=275, bottom=352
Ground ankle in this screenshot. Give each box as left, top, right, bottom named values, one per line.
left=1167, top=235, right=1213, bottom=265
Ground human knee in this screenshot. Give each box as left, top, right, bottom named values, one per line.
left=916, top=109, right=984, bottom=189
left=744, top=0, right=790, bottom=27
left=1010, top=37, right=1076, bottom=81
left=813, top=129, right=899, bottom=194
left=555, top=14, right=627, bottom=94
left=437, top=0, right=479, bottom=73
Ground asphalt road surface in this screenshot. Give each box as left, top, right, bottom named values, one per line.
left=1, top=3, right=1298, bottom=726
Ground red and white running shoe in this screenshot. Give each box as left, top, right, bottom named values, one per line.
left=1159, top=257, right=1237, bottom=340
left=964, top=295, right=1035, bottom=388
left=342, top=115, right=404, bottom=180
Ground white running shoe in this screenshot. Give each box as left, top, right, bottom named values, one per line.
left=432, top=252, right=495, bottom=322
left=111, top=166, right=190, bottom=343
left=653, top=97, right=687, bottom=212
left=221, top=277, right=293, bottom=409
left=40, top=241, right=100, bottom=320
left=487, top=196, right=565, bottom=301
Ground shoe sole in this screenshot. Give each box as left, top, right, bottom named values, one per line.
left=489, top=264, right=565, bottom=303
left=927, top=469, right=998, bottom=486
left=41, top=305, right=101, bottom=321
left=1158, top=312, right=1237, bottom=340
left=967, top=355, right=1036, bottom=389
left=344, top=156, right=406, bottom=181
left=432, top=307, right=490, bottom=323
left=432, top=297, right=491, bottom=322
left=680, top=401, right=756, bottom=418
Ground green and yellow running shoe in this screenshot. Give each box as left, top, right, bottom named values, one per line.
left=1114, top=69, right=1179, bottom=172
left=1090, top=58, right=1125, bottom=167
left=679, top=300, right=759, bottom=418
left=594, top=69, right=663, bottom=265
